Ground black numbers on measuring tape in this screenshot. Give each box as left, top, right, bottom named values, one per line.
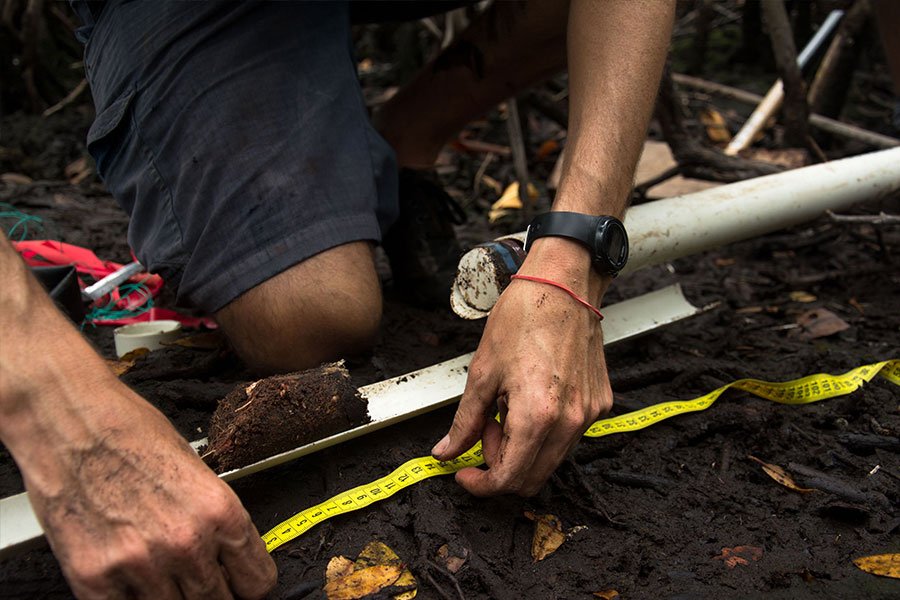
left=411, top=466, right=423, bottom=474
left=342, top=499, right=353, bottom=506
left=385, top=481, right=396, bottom=490
left=398, top=473, right=410, bottom=482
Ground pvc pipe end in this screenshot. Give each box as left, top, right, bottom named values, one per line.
left=114, top=320, right=183, bottom=358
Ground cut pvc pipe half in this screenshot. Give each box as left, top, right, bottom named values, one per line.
left=114, top=320, right=182, bottom=358
left=0, top=284, right=701, bottom=559
left=451, top=146, right=900, bottom=319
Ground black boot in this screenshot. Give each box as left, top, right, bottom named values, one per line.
left=382, top=169, right=467, bottom=308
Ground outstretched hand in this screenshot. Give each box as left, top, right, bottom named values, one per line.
left=432, top=241, right=613, bottom=496
left=19, top=375, right=278, bottom=600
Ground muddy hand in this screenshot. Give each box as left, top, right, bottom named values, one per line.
left=13, top=377, right=277, bottom=600
left=432, top=258, right=612, bottom=496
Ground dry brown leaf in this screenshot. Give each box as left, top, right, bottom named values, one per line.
left=699, top=108, right=731, bottom=143
left=535, top=139, right=560, bottom=160
left=324, top=565, right=403, bottom=600
left=853, top=553, right=900, bottom=579
left=1, top=172, right=33, bottom=185
left=714, top=257, right=736, bottom=267
left=353, top=541, right=416, bottom=600
left=436, top=543, right=469, bottom=574
left=748, top=456, right=815, bottom=493
left=713, top=545, right=763, bottom=569
left=119, top=347, right=150, bottom=362
left=736, top=306, right=764, bottom=314
left=525, top=511, right=566, bottom=562
left=325, top=556, right=355, bottom=583
left=162, top=331, right=225, bottom=350
left=105, top=348, right=150, bottom=376
left=593, top=590, right=620, bottom=600
left=741, top=147, right=809, bottom=169
left=105, top=359, right=134, bottom=377
left=789, top=291, right=817, bottom=303
left=795, top=308, right=850, bottom=341
left=848, top=298, right=865, bottom=315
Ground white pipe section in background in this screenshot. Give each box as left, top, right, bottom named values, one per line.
left=451, top=146, right=900, bottom=319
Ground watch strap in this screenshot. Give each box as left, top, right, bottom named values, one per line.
left=525, top=211, right=598, bottom=253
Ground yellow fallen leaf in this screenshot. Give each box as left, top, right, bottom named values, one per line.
left=525, top=511, right=566, bottom=562
left=324, top=565, right=403, bottom=600
left=853, top=553, right=900, bottom=579
left=488, top=182, right=539, bottom=224
left=789, top=291, right=817, bottom=303
left=353, top=541, right=416, bottom=600
left=326, top=556, right=355, bottom=582
left=699, top=107, right=732, bottom=143
left=593, top=590, right=620, bottom=600
left=748, top=456, right=815, bottom=493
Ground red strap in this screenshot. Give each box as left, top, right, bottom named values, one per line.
left=510, top=274, right=604, bottom=320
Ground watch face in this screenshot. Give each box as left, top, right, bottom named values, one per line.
left=605, top=223, right=627, bottom=266
left=595, top=218, right=629, bottom=272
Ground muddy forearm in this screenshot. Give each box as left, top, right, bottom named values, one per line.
left=522, top=0, right=673, bottom=303
left=0, top=236, right=116, bottom=475
left=555, top=0, right=674, bottom=216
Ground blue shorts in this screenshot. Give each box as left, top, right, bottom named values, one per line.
left=77, top=1, right=399, bottom=312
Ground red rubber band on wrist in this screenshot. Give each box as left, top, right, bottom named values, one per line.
left=510, top=274, right=604, bottom=320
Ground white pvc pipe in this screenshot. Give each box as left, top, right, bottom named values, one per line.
left=451, top=147, right=900, bottom=319
left=724, top=9, right=844, bottom=156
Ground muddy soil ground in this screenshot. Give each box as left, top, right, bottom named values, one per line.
left=2, top=34, right=900, bottom=599
left=2, top=168, right=899, bottom=599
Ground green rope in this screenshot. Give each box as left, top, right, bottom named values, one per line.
left=0, top=203, right=44, bottom=240
left=84, top=281, right=155, bottom=325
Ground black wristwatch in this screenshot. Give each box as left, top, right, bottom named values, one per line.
left=524, top=211, right=629, bottom=276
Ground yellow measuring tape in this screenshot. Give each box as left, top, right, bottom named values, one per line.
left=262, top=359, right=900, bottom=553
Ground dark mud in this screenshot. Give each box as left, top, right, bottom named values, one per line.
left=2, top=174, right=898, bottom=598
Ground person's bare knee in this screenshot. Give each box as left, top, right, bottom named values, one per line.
left=215, top=242, right=382, bottom=373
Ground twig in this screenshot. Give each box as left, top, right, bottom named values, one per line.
left=602, top=470, right=675, bottom=493
left=471, top=152, right=495, bottom=201
left=422, top=570, right=455, bottom=600
left=827, top=211, right=900, bottom=225
left=806, top=134, right=828, bottom=164
left=672, top=73, right=899, bottom=149
left=42, top=78, right=88, bottom=117
left=761, top=0, right=809, bottom=146
left=657, top=67, right=783, bottom=182
left=424, top=559, right=466, bottom=600
left=505, top=97, right=532, bottom=227
left=633, top=165, right=680, bottom=202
